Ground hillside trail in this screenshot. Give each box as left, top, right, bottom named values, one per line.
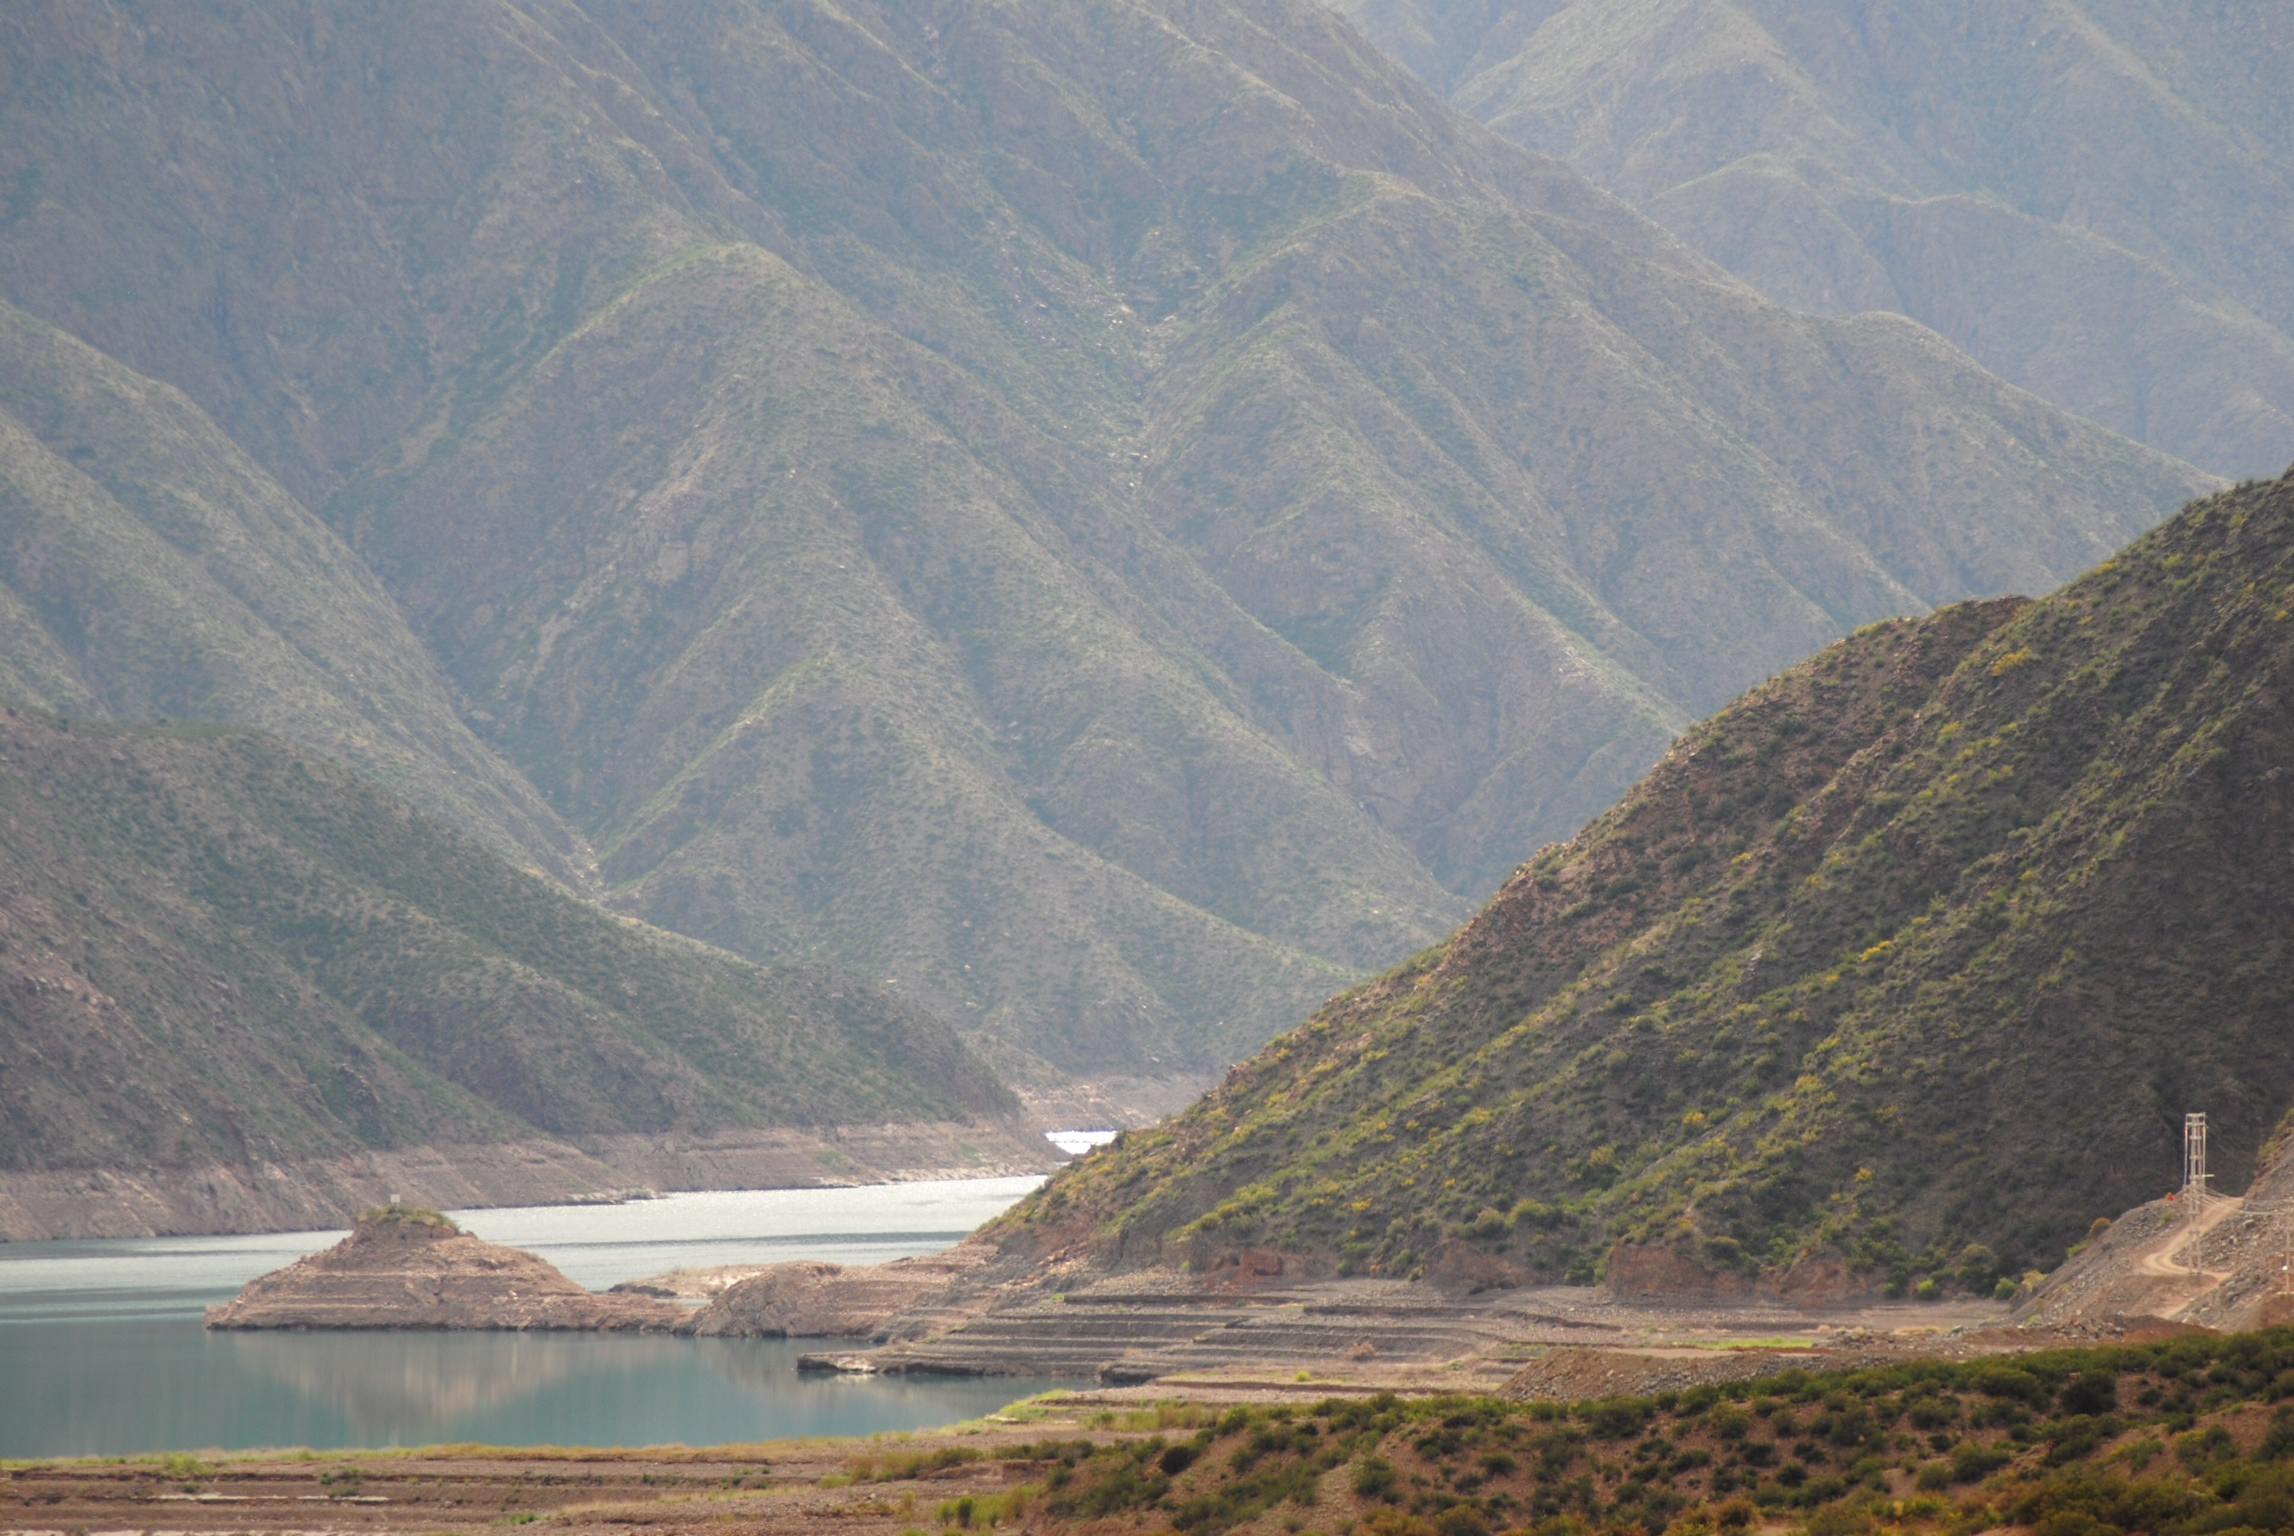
left=2131, top=1196, right=2241, bottom=1315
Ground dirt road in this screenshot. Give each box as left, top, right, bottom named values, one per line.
left=2133, top=1195, right=2241, bottom=1307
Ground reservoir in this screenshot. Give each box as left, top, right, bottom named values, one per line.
left=0, top=1175, right=1068, bottom=1458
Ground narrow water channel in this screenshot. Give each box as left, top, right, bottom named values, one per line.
left=0, top=1176, right=1073, bottom=1457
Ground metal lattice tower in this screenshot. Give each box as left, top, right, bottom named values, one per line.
left=2184, top=1114, right=2211, bottom=1207
left=2182, top=1113, right=2213, bottom=1272
left=2282, top=1197, right=2294, bottom=1295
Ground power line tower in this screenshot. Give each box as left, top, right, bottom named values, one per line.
left=2184, top=1113, right=2211, bottom=1207
left=2183, top=1112, right=2212, bottom=1273
left=2280, top=1197, right=2293, bottom=1297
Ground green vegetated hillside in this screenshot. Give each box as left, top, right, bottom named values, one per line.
left=0, top=707, right=1013, bottom=1176
left=943, top=1331, right=2294, bottom=1536
left=1012, top=472, right=2294, bottom=1290
left=0, top=301, right=586, bottom=883
left=1326, top=0, right=2294, bottom=479
left=0, top=0, right=2212, bottom=1084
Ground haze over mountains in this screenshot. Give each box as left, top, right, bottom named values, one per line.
left=0, top=302, right=585, bottom=882
left=1328, top=0, right=2294, bottom=479
left=0, top=0, right=2231, bottom=1108
left=0, top=706, right=1028, bottom=1240
left=1015, top=472, right=2294, bottom=1291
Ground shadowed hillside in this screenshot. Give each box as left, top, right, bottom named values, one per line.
left=1011, top=471, right=2294, bottom=1290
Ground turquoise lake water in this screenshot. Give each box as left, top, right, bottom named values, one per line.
left=0, top=1176, right=1070, bottom=1457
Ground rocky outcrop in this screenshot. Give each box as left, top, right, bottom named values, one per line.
left=1600, top=1241, right=1758, bottom=1302
left=611, top=1266, right=766, bottom=1303
left=685, top=1245, right=995, bottom=1340
left=204, top=1208, right=684, bottom=1331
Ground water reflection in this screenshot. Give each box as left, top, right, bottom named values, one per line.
left=225, top=1330, right=594, bottom=1432
left=3, top=1317, right=1059, bottom=1454
left=0, top=1177, right=1068, bottom=1456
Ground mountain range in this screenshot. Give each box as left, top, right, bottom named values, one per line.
left=1009, top=470, right=2294, bottom=1292
left=0, top=704, right=1030, bottom=1240
left=0, top=0, right=2221, bottom=1101
left=1326, top=0, right=2294, bottom=480
left=0, top=300, right=583, bottom=881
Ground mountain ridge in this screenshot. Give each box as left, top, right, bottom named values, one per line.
left=0, top=0, right=2218, bottom=1088
left=1007, top=468, right=2294, bottom=1291
left=0, top=300, right=589, bottom=883
left=0, top=704, right=1041, bottom=1239
left=1325, top=0, right=2294, bottom=479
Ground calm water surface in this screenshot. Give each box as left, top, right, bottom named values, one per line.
left=0, top=1176, right=1069, bottom=1457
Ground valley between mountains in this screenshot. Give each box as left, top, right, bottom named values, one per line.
left=16, top=0, right=2294, bottom=1525
left=0, top=704, right=1043, bottom=1240
left=0, top=0, right=2217, bottom=1186
left=183, top=471, right=2294, bottom=1388
left=0, top=0, right=2284, bottom=1281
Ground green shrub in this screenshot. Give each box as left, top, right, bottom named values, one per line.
left=1580, top=1398, right=1651, bottom=1439
left=1353, top=1456, right=1399, bottom=1500
left=1433, top=1508, right=1491, bottom=1536
left=1949, top=1441, right=2012, bottom=1482
left=2177, top=1423, right=2235, bottom=1468
left=355, top=1203, right=458, bottom=1232
left=1906, top=1394, right=1959, bottom=1429
left=2059, top=1370, right=2118, bottom=1416
left=156, top=1452, right=214, bottom=1483
left=1969, top=1364, right=2047, bottom=1404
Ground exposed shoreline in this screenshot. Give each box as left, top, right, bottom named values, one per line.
left=0, top=1120, right=1058, bottom=1243
left=9, top=1326, right=2279, bottom=1536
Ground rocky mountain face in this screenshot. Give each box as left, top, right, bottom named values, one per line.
left=0, top=0, right=2215, bottom=1090
left=1008, top=472, right=2294, bottom=1292
left=0, top=706, right=1033, bottom=1236
left=1325, top=0, right=2294, bottom=480
left=0, top=300, right=586, bottom=883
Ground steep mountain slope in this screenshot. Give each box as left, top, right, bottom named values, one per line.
left=0, top=0, right=2212, bottom=1084
left=0, top=302, right=584, bottom=881
left=1013, top=472, right=2294, bottom=1290
left=1326, top=0, right=2294, bottom=479
left=0, top=706, right=1029, bottom=1238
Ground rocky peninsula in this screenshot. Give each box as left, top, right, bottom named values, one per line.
left=204, top=1207, right=684, bottom=1332
left=684, top=1244, right=996, bottom=1340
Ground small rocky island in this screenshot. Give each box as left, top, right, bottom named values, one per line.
left=205, top=1206, right=684, bottom=1332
